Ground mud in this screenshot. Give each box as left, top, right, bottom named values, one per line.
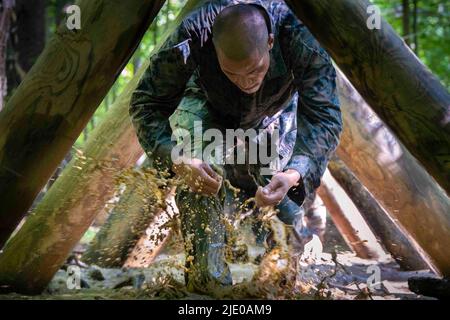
left=0, top=169, right=438, bottom=300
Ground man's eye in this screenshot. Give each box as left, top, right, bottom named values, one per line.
left=251, top=68, right=264, bottom=76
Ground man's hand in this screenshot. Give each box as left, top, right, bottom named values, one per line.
left=255, top=169, right=301, bottom=207
left=172, top=158, right=222, bottom=196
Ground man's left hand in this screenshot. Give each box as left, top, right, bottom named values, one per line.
left=255, top=169, right=301, bottom=207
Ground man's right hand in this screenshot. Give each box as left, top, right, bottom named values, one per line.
left=172, top=158, right=222, bottom=196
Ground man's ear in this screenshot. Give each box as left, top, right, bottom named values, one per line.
left=268, top=33, right=274, bottom=50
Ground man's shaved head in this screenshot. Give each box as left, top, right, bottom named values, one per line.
left=213, top=4, right=270, bottom=61
left=212, top=4, right=273, bottom=94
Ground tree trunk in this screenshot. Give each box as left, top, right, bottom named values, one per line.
left=81, top=167, right=170, bottom=268
left=0, top=0, right=203, bottom=294
left=5, top=0, right=46, bottom=95
left=402, top=0, right=410, bottom=46
left=318, top=170, right=388, bottom=260
left=412, top=0, right=419, bottom=53
left=285, top=0, right=450, bottom=195
left=0, top=0, right=14, bottom=111
left=328, top=156, right=433, bottom=271
left=335, top=71, right=450, bottom=276
left=54, top=0, right=71, bottom=27
left=0, top=0, right=166, bottom=249
left=14, top=0, right=46, bottom=71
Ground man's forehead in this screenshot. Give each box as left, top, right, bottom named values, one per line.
left=218, top=48, right=266, bottom=74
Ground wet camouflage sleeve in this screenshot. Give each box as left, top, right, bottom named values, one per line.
left=282, top=12, right=343, bottom=198
left=129, top=22, right=197, bottom=171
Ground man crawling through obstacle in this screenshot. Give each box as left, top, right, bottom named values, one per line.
left=129, top=0, right=342, bottom=294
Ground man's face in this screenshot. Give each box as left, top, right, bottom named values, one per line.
left=215, top=35, right=274, bottom=94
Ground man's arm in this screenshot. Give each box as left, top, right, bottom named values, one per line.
left=283, top=19, right=343, bottom=205
left=129, top=22, right=197, bottom=173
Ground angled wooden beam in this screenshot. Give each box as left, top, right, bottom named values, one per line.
left=286, top=0, right=450, bottom=194
left=328, top=156, right=434, bottom=271
left=0, top=75, right=144, bottom=294
left=0, top=0, right=203, bottom=294
left=81, top=180, right=171, bottom=268
left=124, top=192, right=177, bottom=268
left=318, top=170, right=388, bottom=260
left=335, top=72, right=450, bottom=276
left=0, top=0, right=166, bottom=248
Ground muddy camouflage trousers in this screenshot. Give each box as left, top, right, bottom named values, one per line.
left=170, top=91, right=326, bottom=291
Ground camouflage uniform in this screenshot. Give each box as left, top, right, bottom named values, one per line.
left=130, top=0, right=342, bottom=292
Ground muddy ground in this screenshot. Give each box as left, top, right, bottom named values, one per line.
left=0, top=217, right=438, bottom=300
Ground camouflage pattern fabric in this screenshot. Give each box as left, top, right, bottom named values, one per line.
left=129, top=0, right=342, bottom=291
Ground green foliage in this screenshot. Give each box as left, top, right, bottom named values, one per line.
left=372, top=0, right=449, bottom=88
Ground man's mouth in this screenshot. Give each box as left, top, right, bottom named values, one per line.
left=240, top=82, right=260, bottom=94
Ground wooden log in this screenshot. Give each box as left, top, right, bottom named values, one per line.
left=318, top=170, right=388, bottom=260
left=0, top=0, right=166, bottom=248
left=124, top=225, right=174, bottom=269
left=408, top=277, right=450, bottom=300
left=81, top=180, right=171, bottom=268
left=0, top=0, right=203, bottom=294
left=124, top=192, right=178, bottom=268
left=0, top=77, right=144, bottom=294
left=285, top=0, right=450, bottom=194
left=328, top=156, right=433, bottom=271
left=335, top=72, right=450, bottom=276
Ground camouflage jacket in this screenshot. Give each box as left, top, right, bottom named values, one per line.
left=130, top=0, right=343, bottom=201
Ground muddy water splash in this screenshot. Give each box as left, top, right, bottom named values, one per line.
left=85, top=165, right=321, bottom=300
